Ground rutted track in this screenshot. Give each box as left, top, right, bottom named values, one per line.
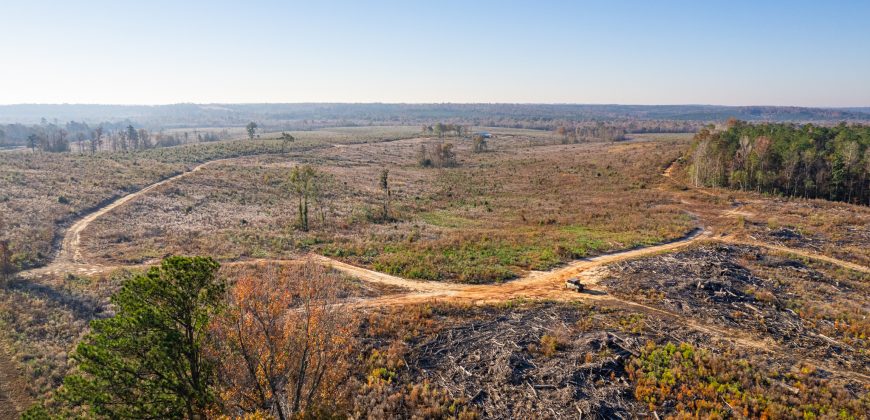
left=7, top=152, right=868, bottom=399
left=317, top=228, right=711, bottom=305
left=19, top=155, right=870, bottom=317
left=21, top=158, right=237, bottom=279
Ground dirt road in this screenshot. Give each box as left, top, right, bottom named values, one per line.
left=20, top=158, right=236, bottom=279
left=3, top=158, right=236, bottom=416
left=320, top=228, right=710, bottom=304
left=25, top=154, right=869, bottom=282
left=4, top=153, right=867, bottom=412
left=19, top=155, right=870, bottom=322
left=662, top=160, right=870, bottom=274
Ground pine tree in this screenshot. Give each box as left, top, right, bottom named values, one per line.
left=60, top=256, right=224, bottom=418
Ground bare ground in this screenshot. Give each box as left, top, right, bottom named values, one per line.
left=4, top=144, right=869, bottom=416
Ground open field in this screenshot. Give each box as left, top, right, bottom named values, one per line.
left=2, top=126, right=869, bottom=418
left=81, top=133, right=695, bottom=283
left=4, top=1, right=868, bottom=417
left=0, top=126, right=419, bottom=269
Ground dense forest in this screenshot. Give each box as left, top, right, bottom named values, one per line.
left=689, top=120, right=870, bottom=205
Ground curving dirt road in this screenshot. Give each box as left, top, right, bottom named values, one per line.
left=26, top=155, right=869, bottom=281
left=316, top=228, right=711, bottom=305
left=65, top=158, right=241, bottom=264
left=20, top=155, right=870, bottom=322
left=20, top=159, right=237, bottom=279
left=5, top=152, right=867, bottom=409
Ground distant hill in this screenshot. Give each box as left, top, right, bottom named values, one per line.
left=1, top=103, right=868, bottom=128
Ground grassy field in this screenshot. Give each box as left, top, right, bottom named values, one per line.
left=4, top=127, right=870, bottom=418
left=0, top=126, right=419, bottom=268
left=83, top=132, right=696, bottom=283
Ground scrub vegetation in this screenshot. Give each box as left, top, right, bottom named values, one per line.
left=82, top=133, right=694, bottom=283
left=2, top=124, right=868, bottom=419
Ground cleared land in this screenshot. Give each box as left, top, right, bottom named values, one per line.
left=81, top=133, right=694, bottom=283
left=0, top=126, right=420, bottom=269
left=2, top=127, right=869, bottom=418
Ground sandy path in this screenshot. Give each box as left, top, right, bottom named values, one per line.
left=30, top=154, right=869, bottom=283
left=662, top=161, right=870, bottom=274
left=61, top=158, right=234, bottom=264
left=6, top=152, right=867, bottom=402
left=314, top=228, right=709, bottom=302
left=3, top=158, right=237, bottom=414
left=730, top=239, right=870, bottom=274
left=20, top=154, right=868, bottom=327
left=19, top=158, right=236, bottom=279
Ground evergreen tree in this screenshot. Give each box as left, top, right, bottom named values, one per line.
left=246, top=121, right=258, bottom=140
left=59, top=256, right=224, bottom=418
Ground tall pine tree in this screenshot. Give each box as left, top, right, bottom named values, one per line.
left=60, top=256, right=224, bottom=418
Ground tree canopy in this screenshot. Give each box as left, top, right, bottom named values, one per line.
left=689, top=121, right=870, bottom=205
left=59, top=256, right=224, bottom=418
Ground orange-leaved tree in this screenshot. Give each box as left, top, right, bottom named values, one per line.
left=210, top=259, right=354, bottom=419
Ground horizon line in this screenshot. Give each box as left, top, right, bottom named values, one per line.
left=1, top=102, right=868, bottom=109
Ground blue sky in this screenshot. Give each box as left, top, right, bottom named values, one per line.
left=1, top=0, right=868, bottom=106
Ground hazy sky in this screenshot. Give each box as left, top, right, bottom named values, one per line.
left=1, top=0, right=868, bottom=106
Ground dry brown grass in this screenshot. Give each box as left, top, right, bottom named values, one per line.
left=665, top=160, right=870, bottom=267
left=734, top=198, right=870, bottom=266
left=83, top=134, right=695, bottom=283
left=0, top=140, right=299, bottom=269
left=0, top=126, right=420, bottom=271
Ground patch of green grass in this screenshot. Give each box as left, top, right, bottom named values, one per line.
left=363, top=223, right=684, bottom=284
left=371, top=237, right=571, bottom=283
left=419, top=210, right=479, bottom=228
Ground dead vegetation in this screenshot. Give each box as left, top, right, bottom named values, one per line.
left=0, top=259, right=406, bottom=407
left=409, top=304, right=646, bottom=418
left=601, top=243, right=870, bottom=375
left=665, top=160, right=870, bottom=267
left=366, top=300, right=869, bottom=419
left=82, top=134, right=695, bottom=283
left=730, top=198, right=870, bottom=267
left=4, top=126, right=870, bottom=418
left=0, top=138, right=317, bottom=270
left=0, top=271, right=114, bottom=403
left=0, top=127, right=420, bottom=272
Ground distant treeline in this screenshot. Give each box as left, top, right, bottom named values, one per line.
left=555, top=122, right=627, bottom=142
left=0, top=120, right=228, bottom=152
left=689, top=120, right=870, bottom=205
left=2, top=103, right=868, bottom=132
left=421, top=120, right=689, bottom=143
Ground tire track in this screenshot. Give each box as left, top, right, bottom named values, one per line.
left=7, top=152, right=867, bottom=395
